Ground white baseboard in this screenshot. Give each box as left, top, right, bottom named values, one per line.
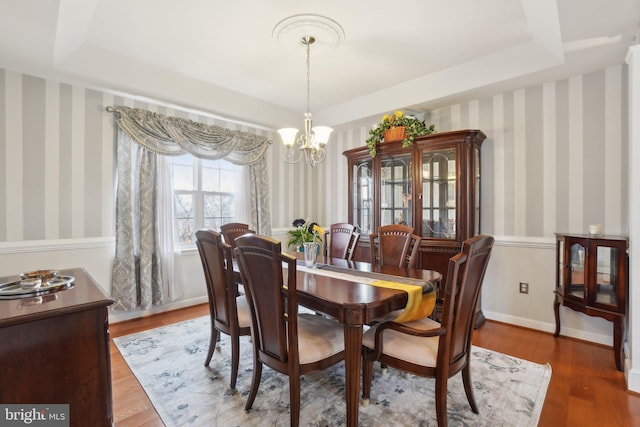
left=625, top=360, right=640, bottom=393
left=108, top=296, right=208, bottom=324
left=483, top=310, right=613, bottom=347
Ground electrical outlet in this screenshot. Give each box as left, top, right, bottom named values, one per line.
left=519, top=282, right=529, bottom=294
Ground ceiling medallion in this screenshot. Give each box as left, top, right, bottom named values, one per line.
left=272, top=14, right=345, bottom=55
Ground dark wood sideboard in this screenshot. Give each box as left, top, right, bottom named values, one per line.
left=0, top=268, right=114, bottom=426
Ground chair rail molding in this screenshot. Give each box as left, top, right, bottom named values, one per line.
left=0, top=237, right=115, bottom=254
left=491, top=235, right=555, bottom=250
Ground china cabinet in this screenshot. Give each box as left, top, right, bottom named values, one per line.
left=344, top=129, right=485, bottom=325
left=553, top=233, right=628, bottom=371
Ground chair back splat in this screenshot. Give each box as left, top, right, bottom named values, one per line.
left=362, top=234, right=494, bottom=427
left=220, top=222, right=256, bottom=253
left=327, top=222, right=360, bottom=260
left=441, top=235, right=493, bottom=366
left=234, top=234, right=345, bottom=427
left=369, top=224, right=421, bottom=268
left=195, top=229, right=251, bottom=389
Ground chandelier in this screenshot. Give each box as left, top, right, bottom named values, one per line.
left=273, top=15, right=344, bottom=167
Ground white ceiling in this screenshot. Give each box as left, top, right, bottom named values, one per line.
left=0, top=0, right=638, bottom=129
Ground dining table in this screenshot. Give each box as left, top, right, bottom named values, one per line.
left=285, top=254, right=441, bottom=427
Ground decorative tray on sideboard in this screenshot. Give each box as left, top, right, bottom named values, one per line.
left=0, top=275, right=75, bottom=299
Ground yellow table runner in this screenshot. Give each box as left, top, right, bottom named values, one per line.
left=295, top=264, right=436, bottom=322
left=370, top=280, right=436, bottom=322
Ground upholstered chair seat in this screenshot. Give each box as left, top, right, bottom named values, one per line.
left=361, top=235, right=494, bottom=427
left=296, top=313, right=345, bottom=364
left=235, top=296, right=251, bottom=329
left=363, top=316, right=441, bottom=367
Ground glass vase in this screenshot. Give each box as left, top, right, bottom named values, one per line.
left=303, top=242, right=319, bottom=267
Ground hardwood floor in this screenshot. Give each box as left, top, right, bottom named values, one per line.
left=109, top=304, right=640, bottom=426
left=472, top=321, right=640, bottom=427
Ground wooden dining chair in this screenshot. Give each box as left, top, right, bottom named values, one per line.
left=361, top=234, right=494, bottom=426
left=195, top=229, right=251, bottom=389
left=369, top=224, right=422, bottom=268
left=327, top=222, right=360, bottom=260
left=233, top=234, right=345, bottom=427
left=220, top=222, right=256, bottom=254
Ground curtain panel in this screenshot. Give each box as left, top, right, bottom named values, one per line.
left=111, top=130, right=165, bottom=310
left=108, top=106, right=272, bottom=310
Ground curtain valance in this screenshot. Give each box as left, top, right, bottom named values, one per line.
left=107, top=105, right=273, bottom=310
left=106, top=105, right=271, bottom=165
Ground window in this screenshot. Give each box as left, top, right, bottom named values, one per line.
left=172, top=154, right=246, bottom=245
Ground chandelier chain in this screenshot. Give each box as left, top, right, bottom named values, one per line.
left=276, top=32, right=332, bottom=167
left=305, top=36, right=312, bottom=115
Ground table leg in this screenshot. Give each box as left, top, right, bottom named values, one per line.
left=344, top=323, right=363, bottom=427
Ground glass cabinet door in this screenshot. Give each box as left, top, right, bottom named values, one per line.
left=557, top=238, right=564, bottom=293
left=380, top=153, right=412, bottom=227
left=351, top=158, right=373, bottom=234
left=568, top=242, right=586, bottom=300
left=422, top=148, right=456, bottom=239
left=594, top=245, right=619, bottom=306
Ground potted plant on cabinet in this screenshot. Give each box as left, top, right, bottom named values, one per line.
left=365, top=111, right=435, bottom=157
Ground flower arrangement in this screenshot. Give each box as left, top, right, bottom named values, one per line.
left=365, top=111, right=436, bottom=157
left=287, top=218, right=324, bottom=250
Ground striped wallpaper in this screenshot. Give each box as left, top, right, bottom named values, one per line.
left=0, top=69, right=277, bottom=242
left=322, top=64, right=629, bottom=239
left=0, top=64, right=630, bottom=243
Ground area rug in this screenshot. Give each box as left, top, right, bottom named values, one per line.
left=114, top=316, right=551, bottom=426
